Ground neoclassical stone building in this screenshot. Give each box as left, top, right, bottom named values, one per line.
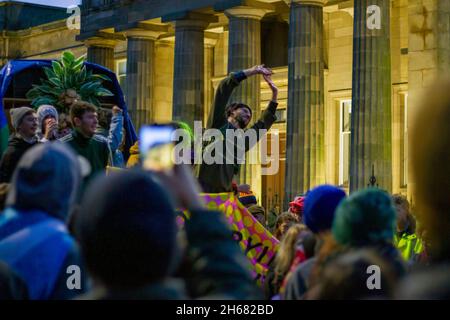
left=1, top=0, right=449, bottom=210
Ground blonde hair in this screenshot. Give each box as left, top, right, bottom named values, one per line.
left=274, top=224, right=309, bottom=277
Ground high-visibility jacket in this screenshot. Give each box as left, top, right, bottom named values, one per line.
left=394, top=232, right=424, bottom=262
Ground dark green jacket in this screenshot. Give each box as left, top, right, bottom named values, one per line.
left=198, top=71, right=278, bottom=193
left=60, top=129, right=111, bottom=184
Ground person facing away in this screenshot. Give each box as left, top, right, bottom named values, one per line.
left=331, top=188, right=406, bottom=279
left=60, top=101, right=112, bottom=185
left=0, top=143, right=87, bottom=300
left=0, top=107, right=39, bottom=183
left=283, top=185, right=346, bottom=300
left=36, top=104, right=59, bottom=142
left=198, top=65, right=279, bottom=193
left=75, top=165, right=262, bottom=300
left=306, top=249, right=398, bottom=300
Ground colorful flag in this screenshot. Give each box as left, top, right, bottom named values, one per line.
left=177, top=192, right=279, bottom=284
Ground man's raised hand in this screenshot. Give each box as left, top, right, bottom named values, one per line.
left=244, top=64, right=273, bottom=77
left=263, top=74, right=278, bottom=102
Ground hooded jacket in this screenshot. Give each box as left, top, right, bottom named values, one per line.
left=0, top=143, right=87, bottom=300
left=0, top=135, right=39, bottom=183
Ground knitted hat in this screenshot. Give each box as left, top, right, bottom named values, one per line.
left=289, top=196, right=305, bottom=215
left=332, top=188, right=396, bottom=247
left=76, top=170, right=177, bottom=288
left=9, top=107, right=35, bottom=130
left=37, top=105, right=58, bottom=123
left=238, top=191, right=257, bottom=207
left=303, top=185, right=346, bottom=233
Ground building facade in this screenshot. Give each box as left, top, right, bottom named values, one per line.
left=1, top=0, right=449, bottom=211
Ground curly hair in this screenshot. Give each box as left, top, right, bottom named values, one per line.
left=225, top=102, right=252, bottom=118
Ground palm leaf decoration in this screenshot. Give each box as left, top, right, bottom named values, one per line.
left=26, top=51, right=114, bottom=113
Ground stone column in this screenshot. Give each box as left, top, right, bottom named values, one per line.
left=350, top=0, right=392, bottom=193
left=124, top=30, right=161, bottom=131
left=85, top=38, right=117, bottom=70
left=172, top=19, right=209, bottom=130
left=225, top=7, right=267, bottom=198
left=284, top=0, right=326, bottom=208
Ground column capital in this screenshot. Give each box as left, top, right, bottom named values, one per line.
left=283, top=0, right=327, bottom=7
left=174, top=19, right=210, bottom=30
left=116, top=22, right=169, bottom=40
left=84, top=37, right=118, bottom=49
left=225, top=6, right=269, bottom=20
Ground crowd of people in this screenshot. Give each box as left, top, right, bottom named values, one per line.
left=0, top=65, right=449, bottom=300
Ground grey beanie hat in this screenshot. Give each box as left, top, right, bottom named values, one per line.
left=37, top=105, right=58, bottom=125
left=10, top=107, right=35, bottom=130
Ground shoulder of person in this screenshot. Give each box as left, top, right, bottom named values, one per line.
left=92, top=134, right=109, bottom=145
left=59, top=133, right=74, bottom=143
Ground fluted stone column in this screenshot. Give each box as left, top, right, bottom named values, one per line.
left=172, top=19, right=209, bottom=130
left=85, top=38, right=116, bottom=70
left=226, top=7, right=267, bottom=197
left=284, top=0, right=326, bottom=208
left=125, top=31, right=160, bottom=131
left=350, top=0, right=392, bottom=193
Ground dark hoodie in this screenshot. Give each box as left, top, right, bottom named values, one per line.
left=0, top=142, right=87, bottom=300
left=0, top=135, right=39, bottom=183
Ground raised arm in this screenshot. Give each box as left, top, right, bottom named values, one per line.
left=207, top=65, right=273, bottom=129
left=207, top=72, right=246, bottom=129
left=106, top=106, right=123, bottom=153
left=245, top=74, right=279, bottom=151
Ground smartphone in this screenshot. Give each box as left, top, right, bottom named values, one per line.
left=139, top=125, right=175, bottom=171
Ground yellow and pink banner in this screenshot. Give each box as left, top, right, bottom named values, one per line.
left=177, top=193, right=280, bottom=284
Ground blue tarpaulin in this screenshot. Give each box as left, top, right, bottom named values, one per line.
left=0, top=59, right=137, bottom=159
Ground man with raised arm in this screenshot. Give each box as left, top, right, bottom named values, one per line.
left=198, top=65, right=279, bottom=193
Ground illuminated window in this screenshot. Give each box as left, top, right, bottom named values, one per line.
left=339, top=100, right=352, bottom=187
left=116, top=59, right=126, bottom=89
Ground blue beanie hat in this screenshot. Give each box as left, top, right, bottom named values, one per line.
left=303, top=185, right=346, bottom=233
left=332, top=188, right=396, bottom=247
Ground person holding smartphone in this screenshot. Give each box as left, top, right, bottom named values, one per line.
left=198, top=65, right=279, bottom=193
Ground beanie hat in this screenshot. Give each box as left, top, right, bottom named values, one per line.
left=10, top=107, right=35, bottom=130
left=289, top=196, right=305, bottom=215
left=332, top=188, right=396, bottom=247
left=238, top=191, right=257, bottom=207
left=303, top=185, right=346, bottom=233
left=76, top=170, right=177, bottom=287
left=37, top=105, right=58, bottom=125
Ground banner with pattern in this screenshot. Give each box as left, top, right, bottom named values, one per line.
left=177, top=193, right=279, bottom=284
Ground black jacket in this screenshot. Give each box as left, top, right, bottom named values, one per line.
left=0, top=135, right=39, bottom=183
left=198, top=72, right=278, bottom=193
